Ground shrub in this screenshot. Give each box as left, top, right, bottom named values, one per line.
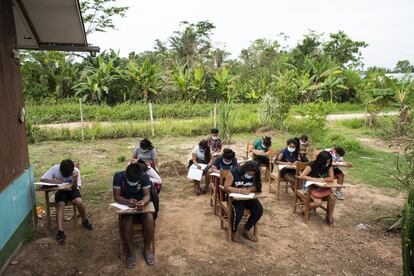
left=319, top=133, right=362, bottom=153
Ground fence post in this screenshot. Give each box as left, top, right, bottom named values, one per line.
left=79, top=98, right=84, bottom=140
left=213, top=103, right=217, bottom=128
left=149, top=102, right=155, bottom=136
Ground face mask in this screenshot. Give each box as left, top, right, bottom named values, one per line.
left=244, top=173, right=253, bottom=179
left=127, top=180, right=139, bottom=187
left=211, top=136, right=218, bottom=140
left=300, top=140, right=307, bottom=145
left=287, top=147, right=296, bottom=153
left=262, top=143, right=267, bottom=148
left=141, top=149, right=149, bottom=153
left=223, top=159, right=232, bottom=165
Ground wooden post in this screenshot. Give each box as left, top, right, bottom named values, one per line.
left=213, top=103, right=217, bottom=128
left=79, top=98, right=84, bottom=140
left=149, top=102, right=155, bottom=136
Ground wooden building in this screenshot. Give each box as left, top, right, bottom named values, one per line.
left=0, top=0, right=98, bottom=272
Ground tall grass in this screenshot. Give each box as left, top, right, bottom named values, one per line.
left=26, top=102, right=260, bottom=124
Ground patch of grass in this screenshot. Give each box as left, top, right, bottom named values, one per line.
left=340, top=118, right=365, bottom=129
left=26, top=101, right=260, bottom=124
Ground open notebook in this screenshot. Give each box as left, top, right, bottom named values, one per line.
left=187, top=164, right=208, bottom=181
left=34, top=182, right=68, bottom=187
left=304, top=181, right=327, bottom=188
left=229, top=193, right=255, bottom=199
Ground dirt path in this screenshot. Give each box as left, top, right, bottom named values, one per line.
left=37, top=112, right=398, bottom=129
left=4, top=137, right=404, bottom=276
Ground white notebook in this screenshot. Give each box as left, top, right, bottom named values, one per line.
left=229, top=193, right=255, bottom=199
left=187, top=164, right=208, bottom=181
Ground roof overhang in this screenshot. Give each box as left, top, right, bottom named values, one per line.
left=13, top=0, right=99, bottom=54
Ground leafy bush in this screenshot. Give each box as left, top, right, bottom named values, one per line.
left=319, top=133, right=362, bottom=153
left=284, top=101, right=333, bottom=142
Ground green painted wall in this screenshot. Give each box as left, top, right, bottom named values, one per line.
left=0, top=168, right=36, bottom=270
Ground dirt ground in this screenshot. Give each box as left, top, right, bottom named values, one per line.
left=4, top=137, right=404, bottom=276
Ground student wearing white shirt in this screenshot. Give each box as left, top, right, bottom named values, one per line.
left=137, top=159, right=163, bottom=193
left=40, top=160, right=93, bottom=243
left=326, top=147, right=353, bottom=200
left=189, top=139, right=212, bottom=195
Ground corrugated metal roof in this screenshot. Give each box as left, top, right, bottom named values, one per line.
left=13, top=0, right=99, bottom=53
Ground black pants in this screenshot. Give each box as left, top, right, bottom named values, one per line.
left=254, top=155, right=269, bottom=166
left=231, top=199, right=263, bottom=232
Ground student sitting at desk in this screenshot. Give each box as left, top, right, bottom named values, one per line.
left=275, top=137, right=301, bottom=190
left=40, top=159, right=93, bottom=243
left=224, top=161, right=263, bottom=243
left=132, top=138, right=158, bottom=171
left=327, top=147, right=353, bottom=200
left=113, top=163, right=156, bottom=268
left=136, top=159, right=163, bottom=193
left=190, top=139, right=212, bottom=195
left=211, top=148, right=238, bottom=172
left=299, top=134, right=310, bottom=162
left=207, top=128, right=223, bottom=158
left=300, top=151, right=336, bottom=226
left=249, top=136, right=272, bottom=167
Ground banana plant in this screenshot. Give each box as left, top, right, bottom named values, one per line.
left=188, top=66, right=205, bottom=102
left=73, top=55, right=119, bottom=104
left=213, top=66, right=238, bottom=101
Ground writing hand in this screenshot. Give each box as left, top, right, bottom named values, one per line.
left=128, top=199, right=138, bottom=208
left=136, top=200, right=145, bottom=210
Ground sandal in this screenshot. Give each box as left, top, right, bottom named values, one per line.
left=326, top=217, right=335, bottom=227
left=125, top=255, right=136, bottom=269
left=242, top=229, right=258, bottom=242
left=144, top=252, right=156, bottom=266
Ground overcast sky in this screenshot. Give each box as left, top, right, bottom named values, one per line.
left=88, top=0, right=414, bottom=69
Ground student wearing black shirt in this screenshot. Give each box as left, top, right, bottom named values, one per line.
left=113, top=163, right=155, bottom=268
left=224, top=161, right=263, bottom=242
left=212, top=148, right=238, bottom=172
left=299, top=151, right=336, bottom=226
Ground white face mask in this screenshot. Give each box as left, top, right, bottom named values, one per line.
left=127, top=180, right=139, bottom=187
left=287, top=147, right=296, bottom=153
left=300, top=140, right=307, bottom=145
left=223, top=159, right=232, bottom=165
left=211, top=136, right=218, bottom=140
left=244, top=173, right=253, bottom=179
left=141, top=149, right=149, bottom=153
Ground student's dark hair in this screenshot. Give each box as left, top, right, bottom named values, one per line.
left=262, top=136, right=272, bottom=147
left=60, top=159, right=75, bottom=178
left=334, top=147, right=345, bottom=157
left=211, top=128, right=219, bottom=134
left=300, top=134, right=308, bottom=142
left=309, top=151, right=332, bottom=177
left=136, top=159, right=149, bottom=172
left=126, top=163, right=143, bottom=182
left=199, top=139, right=211, bottom=163
left=287, top=137, right=300, bottom=158
left=238, top=161, right=262, bottom=192
left=222, top=148, right=235, bottom=160
left=140, top=138, right=154, bottom=150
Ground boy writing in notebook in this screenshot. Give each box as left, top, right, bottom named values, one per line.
left=40, top=159, right=93, bottom=243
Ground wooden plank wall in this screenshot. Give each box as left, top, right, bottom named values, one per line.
left=0, top=0, right=30, bottom=192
